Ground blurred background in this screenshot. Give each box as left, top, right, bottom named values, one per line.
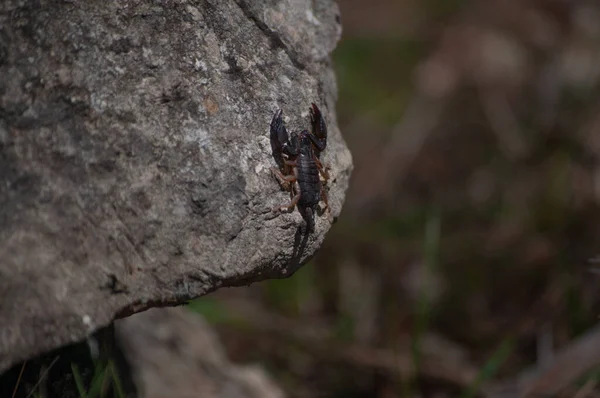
left=188, top=0, right=600, bottom=396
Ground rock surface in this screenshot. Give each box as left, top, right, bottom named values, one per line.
left=116, top=308, right=286, bottom=398
left=0, top=0, right=351, bottom=372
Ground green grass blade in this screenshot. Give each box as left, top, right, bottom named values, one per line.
left=86, top=362, right=107, bottom=398
left=25, top=356, right=60, bottom=398
left=411, top=207, right=441, bottom=369
left=461, top=338, right=514, bottom=398
left=70, top=363, right=87, bottom=398
left=109, top=361, right=126, bottom=398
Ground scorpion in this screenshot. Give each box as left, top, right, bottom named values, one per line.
left=270, top=103, right=330, bottom=232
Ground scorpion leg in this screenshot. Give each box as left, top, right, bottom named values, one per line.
left=271, top=167, right=296, bottom=191
left=314, top=157, right=330, bottom=181
left=274, top=191, right=301, bottom=213
left=273, top=166, right=301, bottom=212
left=283, top=159, right=297, bottom=175
left=313, top=156, right=330, bottom=213
left=320, top=184, right=330, bottom=213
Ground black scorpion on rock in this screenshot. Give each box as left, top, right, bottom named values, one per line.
left=270, top=103, right=330, bottom=232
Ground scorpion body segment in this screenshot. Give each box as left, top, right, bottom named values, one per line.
left=270, top=103, right=330, bottom=232
left=295, top=131, right=322, bottom=207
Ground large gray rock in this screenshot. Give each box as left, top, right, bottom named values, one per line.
left=0, top=0, right=351, bottom=372
left=116, top=308, right=286, bottom=398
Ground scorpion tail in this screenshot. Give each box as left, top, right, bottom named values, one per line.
left=305, top=207, right=315, bottom=233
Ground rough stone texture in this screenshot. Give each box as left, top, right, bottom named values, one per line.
left=0, top=0, right=351, bottom=372
left=115, top=307, right=286, bottom=398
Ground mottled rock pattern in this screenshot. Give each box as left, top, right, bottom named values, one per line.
left=0, top=0, right=351, bottom=371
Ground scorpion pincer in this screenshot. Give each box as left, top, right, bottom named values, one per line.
left=270, top=103, right=330, bottom=232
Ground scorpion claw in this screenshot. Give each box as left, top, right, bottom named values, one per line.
left=309, top=103, right=327, bottom=152
left=270, top=109, right=289, bottom=154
